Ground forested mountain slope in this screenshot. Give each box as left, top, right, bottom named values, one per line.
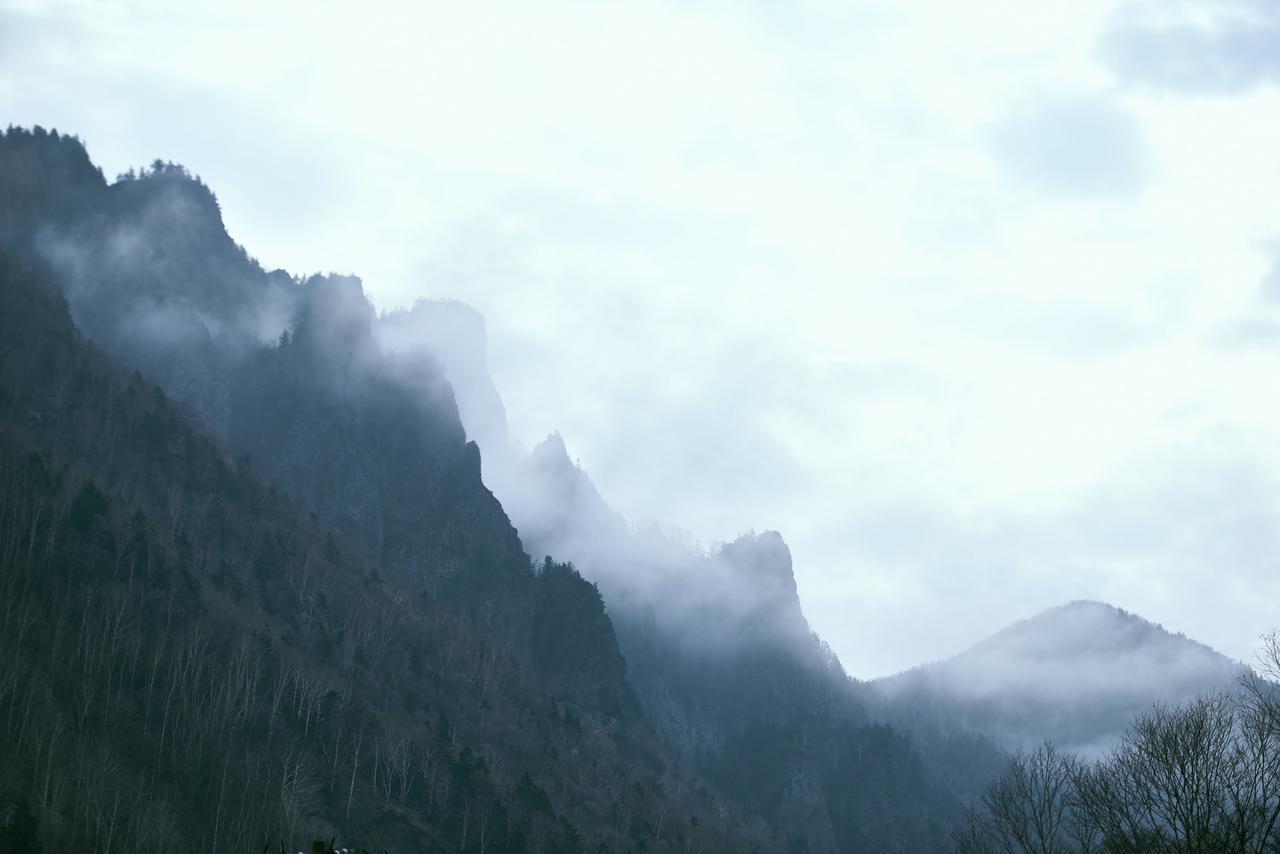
left=0, top=248, right=746, bottom=851
left=0, top=125, right=1001, bottom=852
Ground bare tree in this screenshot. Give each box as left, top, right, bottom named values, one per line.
left=955, top=741, right=1087, bottom=854
left=952, top=807, right=998, bottom=854
left=1073, top=694, right=1261, bottom=854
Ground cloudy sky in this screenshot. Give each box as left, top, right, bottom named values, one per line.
left=4, top=0, right=1280, bottom=677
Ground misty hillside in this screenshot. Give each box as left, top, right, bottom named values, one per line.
left=0, top=233, right=761, bottom=850
left=10, top=2, right=1280, bottom=850
left=394, top=305, right=850, bottom=731
left=0, top=125, right=1000, bottom=852
left=7, top=123, right=1256, bottom=852
left=372, top=258, right=1013, bottom=848
left=870, top=600, right=1246, bottom=755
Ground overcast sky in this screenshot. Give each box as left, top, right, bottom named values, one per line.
left=5, top=0, right=1280, bottom=677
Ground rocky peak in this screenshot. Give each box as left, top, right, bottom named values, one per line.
left=718, top=530, right=798, bottom=603
left=294, top=274, right=374, bottom=355
left=531, top=431, right=569, bottom=465
left=376, top=299, right=510, bottom=454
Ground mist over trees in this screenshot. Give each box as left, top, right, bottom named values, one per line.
left=955, top=638, right=1280, bottom=853
left=0, top=247, right=739, bottom=851
left=0, top=127, right=752, bottom=851
left=0, top=126, right=988, bottom=852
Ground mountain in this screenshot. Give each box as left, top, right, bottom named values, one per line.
left=870, top=600, right=1246, bottom=755
left=10, top=122, right=1243, bottom=854
left=0, top=125, right=994, bottom=852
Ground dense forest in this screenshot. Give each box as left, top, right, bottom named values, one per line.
left=0, top=125, right=1274, bottom=853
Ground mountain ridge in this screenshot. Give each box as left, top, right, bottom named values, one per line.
left=0, top=124, right=981, bottom=852
left=5, top=123, right=1252, bottom=852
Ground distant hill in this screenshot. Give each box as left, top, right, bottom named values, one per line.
left=870, top=600, right=1246, bottom=755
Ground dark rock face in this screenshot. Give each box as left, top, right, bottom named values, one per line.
left=229, top=274, right=537, bottom=660
left=716, top=530, right=811, bottom=649
left=532, top=559, right=640, bottom=724
left=377, top=299, right=511, bottom=459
